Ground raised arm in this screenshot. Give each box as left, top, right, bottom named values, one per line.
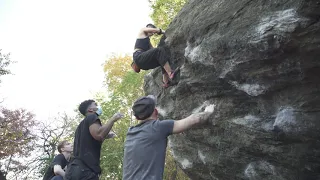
left=172, top=104, right=215, bottom=134
left=89, top=113, right=123, bottom=141
left=141, top=27, right=164, bottom=34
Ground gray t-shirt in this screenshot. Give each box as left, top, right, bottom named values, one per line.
left=122, top=119, right=175, bottom=180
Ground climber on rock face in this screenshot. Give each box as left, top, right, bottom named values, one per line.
left=131, top=23, right=179, bottom=88
left=122, top=95, right=215, bottom=180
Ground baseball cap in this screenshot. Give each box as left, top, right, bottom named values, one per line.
left=132, top=95, right=156, bottom=120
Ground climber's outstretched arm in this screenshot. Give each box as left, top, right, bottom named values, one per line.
left=172, top=105, right=215, bottom=134
left=141, top=27, right=163, bottom=34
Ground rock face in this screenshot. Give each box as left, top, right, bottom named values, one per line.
left=143, top=0, right=320, bottom=179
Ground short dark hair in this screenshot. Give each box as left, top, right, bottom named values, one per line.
left=57, top=140, right=68, bottom=153
left=79, top=99, right=95, bottom=116
left=146, top=23, right=156, bottom=28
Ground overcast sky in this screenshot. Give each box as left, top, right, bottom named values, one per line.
left=0, top=0, right=152, bottom=122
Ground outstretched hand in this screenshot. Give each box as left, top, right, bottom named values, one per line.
left=112, top=112, right=124, bottom=122
left=194, top=104, right=215, bottom=123
left=172, top=104, right=215, bottom=134
left=157, top=28, right=165, bottom=35
left=106, top=131, right=117, bottom=139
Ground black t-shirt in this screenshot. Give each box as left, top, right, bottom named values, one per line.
left=73, top=113, right=102, bottom=174
left=134, top=37, right=151, bottom=51
left=43, top=154, right=68, bottom=180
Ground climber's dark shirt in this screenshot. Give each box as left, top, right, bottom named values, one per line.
left=134, top=37, right=151, bottom=51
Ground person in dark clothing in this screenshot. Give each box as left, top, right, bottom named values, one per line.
left=131, top=23, right=179, bottom=88
left=64, top=100, right=123, bottom=180
left=122, top=95, right=215, bottom=180
left=43, top=140, right=73, bottom=180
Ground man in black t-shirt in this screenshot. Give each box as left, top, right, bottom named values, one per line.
left=64, top=99, right=123, bottom=180
left=43, top=140, right=73, bottom=180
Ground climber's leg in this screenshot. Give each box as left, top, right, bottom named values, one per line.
left=156, top=47, right=180, bottom=81
left=161, top=68, right=171, bottom=88
left=168, top=66, right=180, bottom=80
left=163, top=62, right=172, bottom=76
left=135, top=47, right=174, bottom=74
left=156, top=47, right=174, bottom=75
left=133, top=48, right=162, bottom=70
left=134, top=47, right=178, bottom=87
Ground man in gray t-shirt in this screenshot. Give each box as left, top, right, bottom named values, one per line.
left=123, top=95, right=215, bottom=180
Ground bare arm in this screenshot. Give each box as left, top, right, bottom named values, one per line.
left=53, top=165, right=65, bottom=177
left=172, top=104, right=215, bottom=134
left=142, top=27, right=162, bottom=34
left=137, top=27, right=164, bottom=38
left=89, top=113, right=123, bottom=141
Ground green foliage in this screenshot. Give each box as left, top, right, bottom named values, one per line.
left=149, top=0, right=187, bottom=45
left=150, top=0, right=186, bottom=29
left=0, top=49, right=13, bottom=83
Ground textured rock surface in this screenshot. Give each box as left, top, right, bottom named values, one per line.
left=143, top=0, right=320, bottom=179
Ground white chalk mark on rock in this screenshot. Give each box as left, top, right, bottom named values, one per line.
left=245, top=161, right=277, bottom=179
left=198, top=150, right=206, bottom=164
left=230, top=81, right=266, bottom=96
left=232, top=115, right=260, bottom=126
left=231, top=115, right=273, bottom=131
left=257, top=9, right=301, bottom=35
left=180, top=158, right=193, bottom=169
left=156, top=106, right=167, bottom=117
left=273, top=107, right=297, bottom=133
left=184, top=41, right=214, bottom=65
left=185, top=44, right=201, bottom=63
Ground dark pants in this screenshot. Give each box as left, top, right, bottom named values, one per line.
left=64, top=160, right=99, bottom=180
left=133, top=47, right=170, bottom=74
left=51, top=175, right=63, bottom=180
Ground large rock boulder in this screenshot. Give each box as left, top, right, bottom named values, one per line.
left=144, top=0, right=320, bottom=179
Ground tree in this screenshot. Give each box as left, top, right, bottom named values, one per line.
left=1, top=113, right=77, bottom=180
left=0, top=49, right=13, bottom=83
left=36, top=113, right=75, bottom=176
left=150, top=0, right=186, bottom=29
left=0, top=107, right=37, bottom=179
left=149, top=0, right=187, bottom=45
left=0, top=49, right=13, bottom=103
left=0, top=49, right=38, bottom=179
left=28, top=113, right=76, bottom=179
